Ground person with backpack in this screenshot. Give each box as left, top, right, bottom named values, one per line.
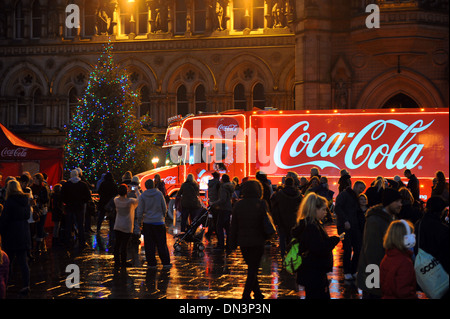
left=291, top=192, right=342, bottom=299
left=271, top=177, right=303, bottom=259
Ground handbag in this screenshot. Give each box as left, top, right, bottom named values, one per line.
left=414, top=221, right=449, bottom=299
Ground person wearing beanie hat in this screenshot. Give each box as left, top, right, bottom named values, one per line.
left=382, top=188, right=403, bottom=215
left=357, top=187, right=402, bottom=298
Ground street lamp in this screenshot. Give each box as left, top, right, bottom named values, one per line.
left=152, top=157, right=159, bottom=169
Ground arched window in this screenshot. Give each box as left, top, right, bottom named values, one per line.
left=33, top=88, right=44, bottom=124
left=382, top=93, right=419, bottom=109
left=140, top=85, right=151, bottom=117
left=177, top=85, right=189, bottom=116
left=175, top=0, right=187, bottom=35
left=31, top=0, right=42, bottom=38
left=195, top=85, right=207, bottom=113
left=68, top=87, right=79, bottom=121
left=252, top=83, right=265, bottom=108
left=17, top=89, right=28, bottom=125
left=234, top=83, right=246, bottom=109
left=84, top=1, right=96, bottom=36
left=193, top=0, right=206, bottom=33
left=233, top=0, right=264, bottom=31
left=120, top=0, right=131, bottom=35
left=15, top=1, right=24, bottom=39
left=137, top=0, right=149, bottom=34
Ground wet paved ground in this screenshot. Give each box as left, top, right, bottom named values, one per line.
left=5, top=217, right=427, bottom=300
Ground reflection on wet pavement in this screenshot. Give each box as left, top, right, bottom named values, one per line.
left=5, top=219, right=427, bottom=299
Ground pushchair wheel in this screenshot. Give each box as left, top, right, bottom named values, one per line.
left=197, top=243, right=205, bottom=251
left=174, top=243, right=182, bottom=252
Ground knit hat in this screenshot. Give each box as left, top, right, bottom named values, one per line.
left=382, top=188, right=401, bottom=207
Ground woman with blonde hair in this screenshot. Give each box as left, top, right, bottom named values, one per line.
left=291, top=192, right=342, bottom=299
left=0, top=180, right=32, bottom=295
left=380, top=219, right=417, bottom=299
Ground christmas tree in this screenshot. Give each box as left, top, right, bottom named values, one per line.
left=64, top=41, right=151, bottom=182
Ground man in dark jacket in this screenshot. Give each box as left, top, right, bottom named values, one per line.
left=356, top=188, right=402, bottom=299
left=178, top=174, right=202, bottom=232
left=335, top=180, right=366, bottom=280
left=205, top=171, right=220, bottom=241
left=404, top=169, right=420, bottom=202
left=211, top=174, right=234, bottom=250
left=61, top=169, right=92, bottom=249
left=271, top=177, right=303, bottom=258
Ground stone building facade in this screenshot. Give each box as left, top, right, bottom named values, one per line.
left=0, top=0, right=448, bottom=148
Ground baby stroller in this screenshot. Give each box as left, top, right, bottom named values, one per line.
left=173, top=207, right=209, bottom=253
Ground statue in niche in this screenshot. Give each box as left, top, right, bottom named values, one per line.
left=95, top=0, right=116, bottom=35
left=151, top=0, right=167, bottom=32
left=334, top=79, right=348, bottom=108
left=272, top=0, right=285, bottom=28
left=210, top=0, right=228, bottom=31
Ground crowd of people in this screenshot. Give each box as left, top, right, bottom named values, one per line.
left=0, top=166, right=448, bottom=300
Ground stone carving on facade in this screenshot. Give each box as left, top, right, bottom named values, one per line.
left=95, top=0, right=117, bottom=35
left=149, top=0, right=168, bottom=33
left=209, top=0, right=229, bottom=31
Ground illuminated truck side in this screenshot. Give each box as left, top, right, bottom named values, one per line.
left=137, top=108, right=449, bottom=206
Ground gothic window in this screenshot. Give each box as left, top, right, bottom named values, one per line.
left=195, top=85, right=207, bottom=113
left=233, top=83, right=247, bottom=109
left=120, top=0, right=132, bottom=34
left=140, top=85, right=151, bottom=117
left=382, top=93, right=419, bottom=109
left=252, top=0, right=264, bottom=29
left=17, top=89, right=28, bottom=125
left=175, top=0, right=187, bottom=35
left=33, top=88, right=44, bottom=125
left=177, top=85, right=189, bottom=116
left=252, top=83, right=265, bottom=109
left=84, top=1, right=96, bottom=36
left=31, top=0, right=42, bottom=38
left=233, top=0, right=265, bottom=31
left=68, top=87, right=79, bottom=121
left=193, top=0, right=206, bottom=33
left=137, top=0, right=149, bottom=34
left=14, top=1, right=24, bottom=39
left=233, top=0, right=246, bottom=30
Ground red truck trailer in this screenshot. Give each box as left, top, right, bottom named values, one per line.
left=137, top=108, right=449, bottom=211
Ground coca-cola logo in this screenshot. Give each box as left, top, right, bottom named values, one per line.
left=274, top=119, right=434, bottom=171
left=1, top=147, right=28, bottom=158
left=217, top=117, right=239, bottom=138
left=163, top=176, right=177, bottom=184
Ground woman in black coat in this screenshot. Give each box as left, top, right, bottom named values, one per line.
left=230, top=179, right=267, bottom=299
left=0, top=180, right=32, bottom=295
left=97, top=172, right=118, bottom=233
left=291, top=192, right=342, bottom=299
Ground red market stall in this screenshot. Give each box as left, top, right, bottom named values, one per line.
left=0, top=123, right=63, bottom=188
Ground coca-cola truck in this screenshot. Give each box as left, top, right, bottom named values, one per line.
left=137, top=108, right=449, bottom=214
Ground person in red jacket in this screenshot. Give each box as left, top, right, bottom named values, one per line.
left=380, top=219, right=417, bottom=299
